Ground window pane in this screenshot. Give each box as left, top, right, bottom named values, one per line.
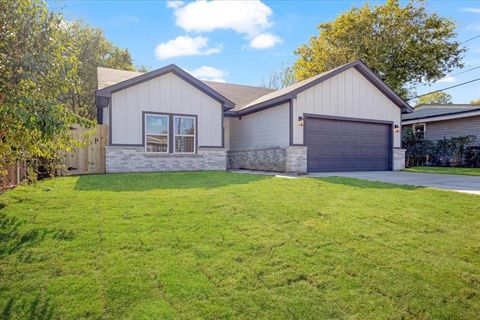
left=175, top=136, right=194, bottom=153
left=175, top=117, right=195, bottom=135
left=146, top=115, right=168, bottom=134
left=146, top=135, right=168, bottom=152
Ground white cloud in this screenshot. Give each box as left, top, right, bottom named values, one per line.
left=467, top=23, right=480, bottom=31
left=169, top=0, right=282, bottom=49
left=461, top=7, right=480, bottom=13
left=166, top=1, right=184, bottom=9
left=437, top=75, right=456, bottom=83
left=187, top=66, right=228, bottom=82
left=154, top=35, right=221, bottom=60
left=250, top=33, right=282, bottom=49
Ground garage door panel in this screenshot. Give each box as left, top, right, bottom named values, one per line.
left=306, top=117, right=391, bottom=172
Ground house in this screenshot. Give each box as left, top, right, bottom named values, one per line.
left=402, top=104, right=480, bottom=143
left=96, top=60, right=412, bottom=173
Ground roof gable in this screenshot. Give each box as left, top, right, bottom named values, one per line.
left=235, top=60, right=412, bottom=115
left=96, top=64, right=235, bottom=109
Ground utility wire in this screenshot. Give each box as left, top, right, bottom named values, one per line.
left=412, top=65, right=480, bottom=89
left=460, top=34, right=480, bottom=45
left=407, top=76, right=480, bottom=101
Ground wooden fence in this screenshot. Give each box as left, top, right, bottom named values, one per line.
left=0, top=163, right=27, bottom=191
left=1, top=124, right=108, bottom=190
left=61, top=124, right=109, bottom=176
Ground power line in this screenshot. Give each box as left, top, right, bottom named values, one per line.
left=412, top=65, right=480, bottom=89
left=460, top=34, right=480, bottom=45
left=408, top=76, right=480, bottom=101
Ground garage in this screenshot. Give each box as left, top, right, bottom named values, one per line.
left=305, top=116, right=392, bottom=172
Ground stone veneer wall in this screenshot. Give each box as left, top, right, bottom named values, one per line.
left=393, top=148, right=406, bottom=171
left=286, top=146, right=307, bottom=173
left=106, top=146, right=226, bottom=173
left=227, top=147, right=307, bottom=173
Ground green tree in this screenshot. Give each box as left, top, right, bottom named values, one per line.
left=416, top=92, right=452, bottom=106
left=293, top=0, right=464, bottom=98
left=63, top=21, right=137, bottom=119
left=0, top=0, right=91, bottom=173
left=260, top=64, right=296, bottom=90
left=471, top=98, right=480, bottom=105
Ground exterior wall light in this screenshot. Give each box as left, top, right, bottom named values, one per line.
left=394, top=124, right=400, bottom=133
left=298, top=116, right=304, bottom=127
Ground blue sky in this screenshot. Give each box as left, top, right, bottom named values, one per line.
left=48, top=0, right=480, bottom=103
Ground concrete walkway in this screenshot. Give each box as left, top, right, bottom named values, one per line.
left=309, top=171, right=480, bottom=195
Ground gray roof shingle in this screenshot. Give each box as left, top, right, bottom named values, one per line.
left=402, top=104, right=480, bottom=121
left=97, top=67, right=143, bottom=89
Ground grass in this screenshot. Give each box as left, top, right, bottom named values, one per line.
left=405, top=166, right=480, bottom=176
left=1, top=171, right=480, bottom=319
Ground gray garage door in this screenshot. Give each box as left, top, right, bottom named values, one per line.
left=306, top=117, right=391, bottom=172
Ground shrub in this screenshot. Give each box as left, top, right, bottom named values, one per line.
left=402, top=130, right=477, bottom=167
left=465, top=147, right=480, bottom=167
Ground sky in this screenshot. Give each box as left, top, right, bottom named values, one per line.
left=47, top=0, right=480, bottom=104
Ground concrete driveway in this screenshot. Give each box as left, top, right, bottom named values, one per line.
left=309, top=171, right=480, bottom=195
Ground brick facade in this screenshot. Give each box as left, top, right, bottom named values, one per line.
left=106, top=146, right=226, bottom=173
left=227, top=147, right=307, bottom=173
left=393, top=148, right=406, bottom=171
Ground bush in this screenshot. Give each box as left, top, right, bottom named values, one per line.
left=402, top=129, right=477, bottom=167
left=465, top=147, right=480, bottom=167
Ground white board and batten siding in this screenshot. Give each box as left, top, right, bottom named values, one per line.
left=110, top=72, right=223, bottom=147
left=292, top=68, right=402, bottom=147
left=228, top=102, right=290, bottom=151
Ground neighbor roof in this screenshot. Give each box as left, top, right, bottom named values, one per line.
left=97, top=67, right=143, bottom=90
left=402, top=104, right=480, bottom=121
left=96, top=60, right=412, bottom=114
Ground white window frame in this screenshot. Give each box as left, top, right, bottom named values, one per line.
left=173, top=115, right=196, bottom=154
left=413, top=123, right=426, bottom=140
left=144, top=113, right=169, bottom=153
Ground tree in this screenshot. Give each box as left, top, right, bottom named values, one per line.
left=293, top=0, right=464, bottom=98
left=471, top=98, right=480, bottom=105
left=416, top=92, right=452, bottom=106
left=63, top=21, right=137, bottom=119
left=260, top=64, right=296, bottom=90
left=0, top=0, right=91, bottom=174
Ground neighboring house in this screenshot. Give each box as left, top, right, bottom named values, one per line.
left=96, top=60, right=412, bottom=173
left=402, top=104, right=480, bottom=144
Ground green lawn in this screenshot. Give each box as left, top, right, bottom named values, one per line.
left=405, top=166, right=480, bottom=176
left=1, top=172, right=480, bottom=319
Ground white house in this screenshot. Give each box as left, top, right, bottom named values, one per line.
left=96, top=60, right=412, bottom=173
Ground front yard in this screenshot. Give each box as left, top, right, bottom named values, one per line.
left=1, top=172, right=480, bottom=319
left=405, top=166, right=480, bottom=176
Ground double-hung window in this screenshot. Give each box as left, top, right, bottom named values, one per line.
left=145, top=114, right=168, bottom=153
left=174, top=116, right=196, bottom=153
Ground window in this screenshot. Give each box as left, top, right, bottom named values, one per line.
left=413, top=123, right=425, bottom=140
left=174, top=116, right=196, bottom=153
left=145, top=114, right=168, bottom=152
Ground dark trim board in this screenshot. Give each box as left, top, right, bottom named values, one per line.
left=142, top=111, right=198, bottom=154
left=402, top=107, right=480, bottom=122
left=304, top=114, right=394, bottom=172
left=108, top=104, right=223, bottom=150
left=303, top=113, right=395, bottom=125
left=97, top=64, right=235, bottom=110
left=198, top=146, right=225, bottom=149
left=289, top=99, right=293, bottom=146
left=237, top=98, right=293, bottom=117
left=232, top=60, right=412, bottom=116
